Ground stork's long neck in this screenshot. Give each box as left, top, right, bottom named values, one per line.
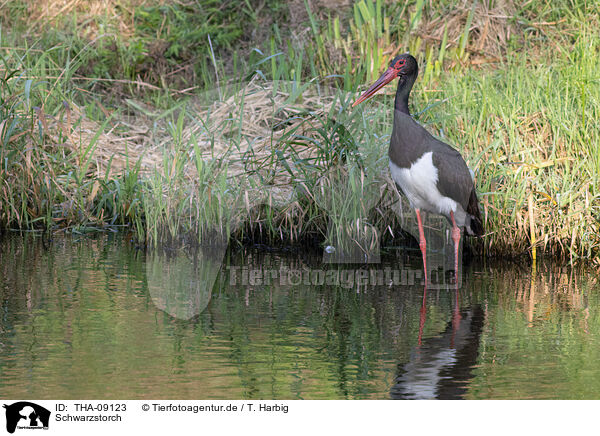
left=394, top=73, right=417, bottom=116
left=389, top=70, right=422, bottom=168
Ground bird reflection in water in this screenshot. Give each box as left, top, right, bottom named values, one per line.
left=391, top=284, right=485, bottom=400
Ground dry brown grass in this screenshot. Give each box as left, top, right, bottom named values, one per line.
left=13, top=0, right=155, bottom=38
left=43, top=103, right=159, bottom=177
left=418, top=0, right=517, bottom=59
left=45, top=80, right=343, bottom=202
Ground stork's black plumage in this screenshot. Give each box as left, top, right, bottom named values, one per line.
left=353, top=53, right=483, bottom=282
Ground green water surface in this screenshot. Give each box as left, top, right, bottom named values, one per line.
left=1, top=235, right=598, bottom=399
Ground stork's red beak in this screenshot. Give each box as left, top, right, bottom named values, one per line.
left=351, top=67, right=398, bottom=107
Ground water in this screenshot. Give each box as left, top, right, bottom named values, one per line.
left=1, top=234, right=599, bottom=399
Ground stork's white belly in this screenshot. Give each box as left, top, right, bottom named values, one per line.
left=389, top=152, right=466, bottom=224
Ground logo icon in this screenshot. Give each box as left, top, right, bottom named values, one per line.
left=3, top=402, right=50, bottom=434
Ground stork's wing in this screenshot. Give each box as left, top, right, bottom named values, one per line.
left=431, top=143, right=484, bottom=235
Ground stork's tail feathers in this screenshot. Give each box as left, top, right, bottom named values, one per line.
left=466, top=189, right=484, bottom=236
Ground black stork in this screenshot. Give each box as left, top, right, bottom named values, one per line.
left=352, top=53, right=483, bottom=283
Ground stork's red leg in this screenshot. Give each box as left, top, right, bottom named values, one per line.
left=415, top=208, right=427, bottom=285
left=449, top=211, right=461, bottom=279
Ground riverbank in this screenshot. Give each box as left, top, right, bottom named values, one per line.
left=0, top=1, right=598, bottom=261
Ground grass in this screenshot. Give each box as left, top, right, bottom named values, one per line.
left=423, top=35, right=600, bottom=260
left=0, top=0, right=599, bottom=262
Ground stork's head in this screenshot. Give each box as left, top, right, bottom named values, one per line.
left=352, top=53, right=418, bottom=107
